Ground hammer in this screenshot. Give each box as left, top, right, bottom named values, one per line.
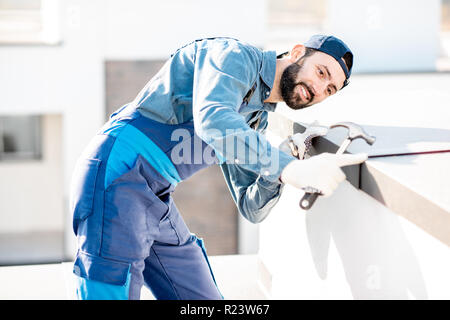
left=299, top=122, right=376, bottom=210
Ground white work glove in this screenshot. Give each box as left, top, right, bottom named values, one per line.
left=278, top=121, right=329, bottom=160
left=280, top=152, right=368, bottom=197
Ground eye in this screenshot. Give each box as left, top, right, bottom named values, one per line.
left=318, top=68, right=324, bottom=77
left=327, top=87, right=332, bottom=95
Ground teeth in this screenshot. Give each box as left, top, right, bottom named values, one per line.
left=301, top=86, right=307, bottom=100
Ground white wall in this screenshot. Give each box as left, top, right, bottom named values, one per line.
left=0, top=114, right=63, bottom=233
left=258, top=179, right=450, bottom=300
left=104, top=0, right=267, bottom=60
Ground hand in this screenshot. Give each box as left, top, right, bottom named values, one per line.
left=278, top=121, right=328, bottom=159
left=280, top=152, right=368, bottom=197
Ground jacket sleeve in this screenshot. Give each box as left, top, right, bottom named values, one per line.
left=219, top=113, right=290, bottom=224
left=219, top=162, right=285, bottom=224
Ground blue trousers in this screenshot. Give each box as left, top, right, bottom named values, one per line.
left=71, top=106, right=222, bottom=299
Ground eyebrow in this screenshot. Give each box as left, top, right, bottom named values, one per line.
left=320, top=64, right=338, bottom=93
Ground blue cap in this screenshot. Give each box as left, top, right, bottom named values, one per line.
left=304, top=35, right=353, bottom=88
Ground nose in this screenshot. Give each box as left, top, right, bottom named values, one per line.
left=312, top=74, right=331, bottom=98
left=311, top=81, right=327, bottom=99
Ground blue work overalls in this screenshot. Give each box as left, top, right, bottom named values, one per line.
left=71, top=105, right=222, bottom=300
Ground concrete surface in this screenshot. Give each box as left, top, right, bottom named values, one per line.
left=258, top=181, right=450, bottom=299
left=0, top=254, right=266, bottom=300
left=0, top=231, right=64, bottom=265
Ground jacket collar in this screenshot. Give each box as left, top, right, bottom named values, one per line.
left=260, top=50, right=277, bottom=112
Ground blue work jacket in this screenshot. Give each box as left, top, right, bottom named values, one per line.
left=132, top=37, right=296, bottom=223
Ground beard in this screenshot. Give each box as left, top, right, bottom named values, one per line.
left=280, top=58, right=314, bottom=110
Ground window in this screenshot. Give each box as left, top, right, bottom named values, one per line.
left=0, top=0, right=60, bottom=45
left=0, top=115, right=42, bottom=161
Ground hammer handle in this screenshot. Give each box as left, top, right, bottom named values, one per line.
left=299, top=138, right=352, bottom=210
left=299, top=192, right=319, bottom=210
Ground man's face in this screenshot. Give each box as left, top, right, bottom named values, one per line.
left=280, top=50, right=347, bottom=110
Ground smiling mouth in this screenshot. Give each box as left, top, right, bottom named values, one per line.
left=298, top=84, right=311, bottom=102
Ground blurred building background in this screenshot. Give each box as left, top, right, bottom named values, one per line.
left=0, top=0, right=449, bottom=266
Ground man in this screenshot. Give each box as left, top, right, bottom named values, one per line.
left=70, top=35, right=367, bottom=300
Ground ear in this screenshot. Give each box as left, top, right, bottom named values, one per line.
left=289, top=44, right=306, bottom=62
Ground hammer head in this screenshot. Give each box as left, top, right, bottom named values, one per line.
left=330, top=122, right=376, bottom=145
